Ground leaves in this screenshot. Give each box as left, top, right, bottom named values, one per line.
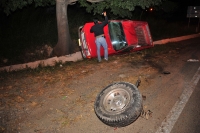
left=1, top=0, right=163, bottom=18
left=79, top=0, right=163, bottom=18
left=0, top=0, right=55, bottom=15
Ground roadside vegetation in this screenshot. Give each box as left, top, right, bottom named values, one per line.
left=0, top=4, right=198, bottom=67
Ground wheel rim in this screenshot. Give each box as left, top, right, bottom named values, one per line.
left=102, top=88, right=131, bottom=113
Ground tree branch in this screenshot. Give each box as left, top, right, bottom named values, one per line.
left=86, top=0, right=104, bottom=3
left=68, top=0, right=78, bottom=5
left=66, top=0, right=104, bottom=5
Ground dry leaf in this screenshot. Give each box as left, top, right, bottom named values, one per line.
left=31, top=101, right=38, bottom=106
left=15, top=96, right=25, bottom=103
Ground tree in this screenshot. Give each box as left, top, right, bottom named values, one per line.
left=0, top=0, right=163, bottom=56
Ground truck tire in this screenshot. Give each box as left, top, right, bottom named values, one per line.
left=94, top=82, right=143, bottom=127
left=80, top=47, right=86, bottom=58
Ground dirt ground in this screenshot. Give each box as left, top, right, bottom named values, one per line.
left=0, top=37, right=200, bottom=133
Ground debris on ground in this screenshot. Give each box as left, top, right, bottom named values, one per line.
left=187, top=59, right=199, bottom=62
left=140, top=110, right=153, bottom=120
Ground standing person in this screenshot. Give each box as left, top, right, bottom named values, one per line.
left=90, top=12, right=108, bottom=62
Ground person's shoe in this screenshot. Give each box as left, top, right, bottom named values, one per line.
left=98, top=60, right=101, bottom=63
left=104, top=58, right=108, bottom=61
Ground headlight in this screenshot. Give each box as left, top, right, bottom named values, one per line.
left=78, top=39, right=81, bottom=46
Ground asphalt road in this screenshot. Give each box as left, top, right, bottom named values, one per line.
left=156, top=61, right=200, bottom=133
left=153, top=38, right=200, bottom=133
left=171, top=77, right=200, bottom=133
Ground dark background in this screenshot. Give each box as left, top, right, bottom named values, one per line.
left=0, top=1, right=199, bottom=66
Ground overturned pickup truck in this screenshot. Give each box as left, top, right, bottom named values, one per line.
left=78, top=20, right=153, bottom=58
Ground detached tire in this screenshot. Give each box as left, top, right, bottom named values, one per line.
left=94, top=82, right=143, bottom=127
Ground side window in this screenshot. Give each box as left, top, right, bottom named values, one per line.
left=108, top=22, right=127, bottom=51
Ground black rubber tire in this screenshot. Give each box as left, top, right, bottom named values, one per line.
left=94, top=82, right=143, bottom=127
left=79, top=46, right=86, bottom=58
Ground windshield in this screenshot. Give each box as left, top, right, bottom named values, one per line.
left=108, top=22, right=127, bottom=51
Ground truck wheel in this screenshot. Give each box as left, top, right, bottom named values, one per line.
left=94, top=82, right=143, bottom=127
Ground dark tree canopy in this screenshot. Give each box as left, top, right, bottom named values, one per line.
left=1, top=0, right=163, bottom=17
left=0, top=0, right=55, bottom=15
left=79, top=0, right=163, bottom=18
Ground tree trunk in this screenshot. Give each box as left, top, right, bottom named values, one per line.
left=52, top=0, right=73, bottom=56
